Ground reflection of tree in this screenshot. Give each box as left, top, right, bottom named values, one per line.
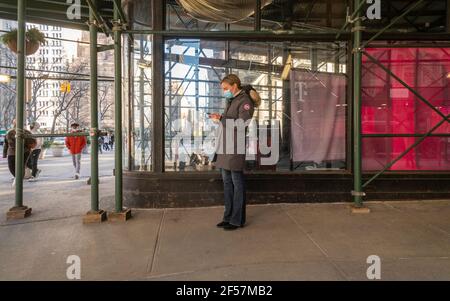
left=0, top=44, right=54, bottom=127
left=67, top=81, right=89, bottom=130
left=99, top=83, right=113, bottom=122
left=26, top=60, right=54, bottom=125
left=0, top=44, right=17, bottom=129
left=0, top=82, right=15, bottom=129
left=50, top=62, right=89, bottom=136
left=0, top=39, right=114, bottom=132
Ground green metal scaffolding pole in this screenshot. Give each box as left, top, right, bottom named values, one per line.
left=352, top=0, right=364, bottom=207
left=139, top=38, right=146, bottom=170
left=349, top=0, right=430, bottom=207
left=113, top=3, right=123, bottom=213
left=13, top=0, right=26, bottom=209
left=89, top=4, right=100, bottom=213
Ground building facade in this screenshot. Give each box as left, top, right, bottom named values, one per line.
left=0, top=20, right=114, bottom=132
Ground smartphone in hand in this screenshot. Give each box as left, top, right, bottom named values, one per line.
left=207, top=112, right=221, bottom=121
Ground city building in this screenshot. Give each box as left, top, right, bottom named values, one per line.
left=0, top=19, right=115, bottom=131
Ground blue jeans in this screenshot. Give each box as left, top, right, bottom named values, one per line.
left=221, top=168, right=246, bottom=226
left=72, top=153, right=81, bottom=174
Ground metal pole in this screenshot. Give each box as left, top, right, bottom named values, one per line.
left=268, top=47, right=273, bottom=120
left=139, top=38, right=146, bottom=170
left=113, top=4, right=123, bottom=212
left=89, top=4, right=100, bottom=213
left=28, top=132, right=90, bottom=138
left=352, top=0, right=364, bottom=207
left=128, top=36, right=135, bottom=171
left=112, top=0, right=127, bottom=22
left=282, top=46, right=291, bottom=169
left=121, top=29, right=340, bottom=36
left=14, top=0, right=26, bottom=209
left=151, top=0, right=166, bottom=173
left=168, top=45, right=173, bottom=163
left=254, top=0, right=261, bottom=31
left=195, top=44, right=200, bottom=152
left=85, top=0, right=110, bottom=35
left=127, top=0, right=135, bottom=171
left=336, top=0, right=366, bottom=39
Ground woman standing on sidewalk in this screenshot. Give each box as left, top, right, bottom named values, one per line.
left=212, top=74, right=259, bottom=231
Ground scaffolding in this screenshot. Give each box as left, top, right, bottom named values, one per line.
left=3, top=0, right=450, bottom=220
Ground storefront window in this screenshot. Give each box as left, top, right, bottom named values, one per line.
left=164, top=39, right=347, bottom=172
left=129, top=35, right=152, bottom=171
left=362, top=48, right=450, bottom=171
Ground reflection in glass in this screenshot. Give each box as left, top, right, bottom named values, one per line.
left=362, top=48, right=450, bottom=171
left=164, top=39, right=347, bottom=172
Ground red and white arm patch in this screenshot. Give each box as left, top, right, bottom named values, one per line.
left=243, top=103, right=251, bottom=111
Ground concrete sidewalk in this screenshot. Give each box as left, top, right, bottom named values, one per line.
left=1, top=200, right=450, bottom=281
left=0, top=150, right=116, bottom=222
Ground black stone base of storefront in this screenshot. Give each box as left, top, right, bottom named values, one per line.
left=123, top=171, right=450, bottom=208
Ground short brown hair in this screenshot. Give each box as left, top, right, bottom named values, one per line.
left=221, top=74, right=242, bottom=89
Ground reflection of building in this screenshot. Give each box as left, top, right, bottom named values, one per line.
left=0, top=20, right=115, bottom=131
left=203, top=42, right=225, bottom=114
left=0, top=20, right=14, bottom=65
left=0, top=20, right=16, bottom=129
left=166, top=81, right=184, bottom=164
left=26, top=24, right=70, bottom=129
left=167, top=81, right=183, bottom=127
left=1, top=20, right=81, bottom=130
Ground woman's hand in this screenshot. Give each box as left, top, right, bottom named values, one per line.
left=208, top=112, right=222, bottom=122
